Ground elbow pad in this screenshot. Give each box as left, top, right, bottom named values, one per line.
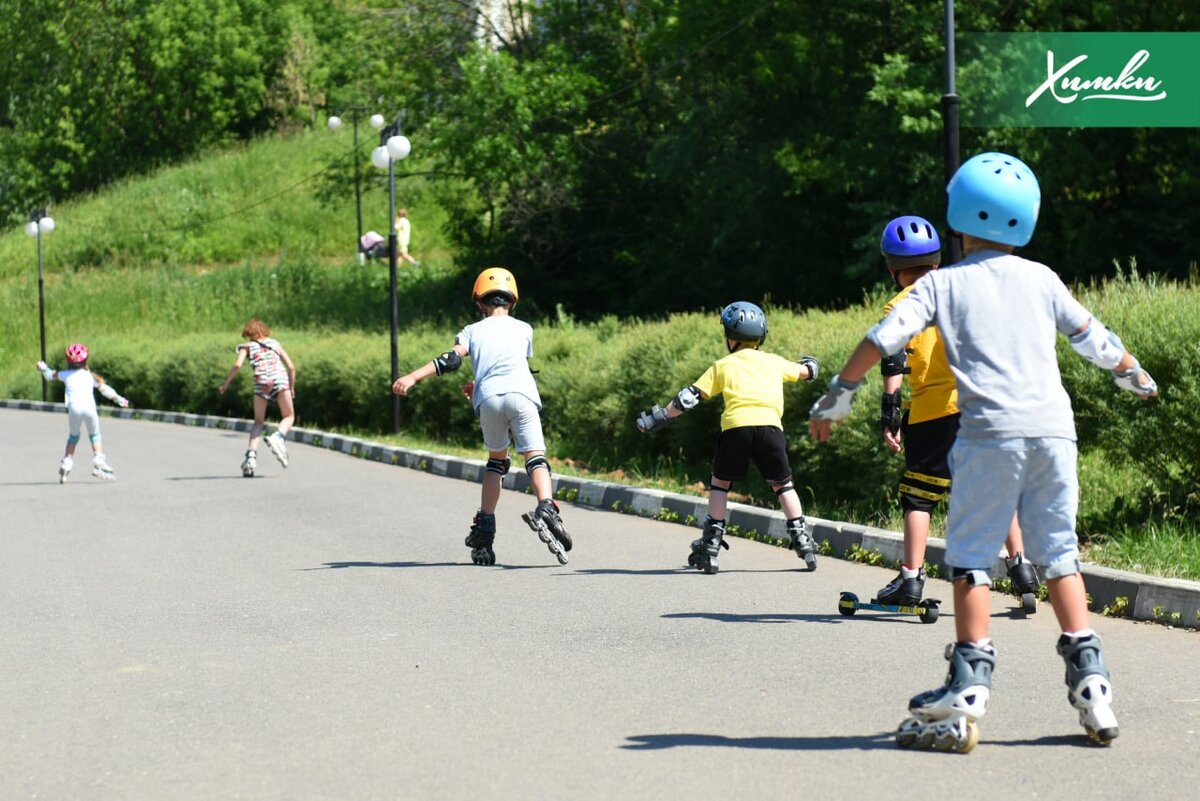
left=671, top=386, right=701, bottom=412
left=880, top=349, right=910, bottom=377
left=1069, top=321, right=1124, bottom=371
left=433, top=350, right=463, bottom=376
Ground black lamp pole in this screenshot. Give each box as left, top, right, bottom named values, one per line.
left=381, top=116, right=404, bottom=435
left=31, top=208, right=49, bottom=402
left=942, top=0, right=962, bottom=263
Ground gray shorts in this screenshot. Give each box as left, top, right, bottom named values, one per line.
left=478, top=392, right=545, bottom=453
left=946, top=436, right=1081, bottom=579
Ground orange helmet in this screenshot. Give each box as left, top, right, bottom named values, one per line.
left=472, top=267, right=519, bottom=305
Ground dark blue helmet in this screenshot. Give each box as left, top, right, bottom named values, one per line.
left=720, top=301, right=767, bottom=345
left=880, top=215, right=942, bottom=270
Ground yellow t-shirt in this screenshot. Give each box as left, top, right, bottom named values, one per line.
left=884, top=284, right=958, bottom=423
left=692, top=348, right=803, bottom=431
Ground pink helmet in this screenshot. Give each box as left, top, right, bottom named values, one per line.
left=65, top=343, right=89, bottom=364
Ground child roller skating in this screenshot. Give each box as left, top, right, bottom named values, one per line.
left=811, top=152, right=1157, bottom=750
left=636, top=301, right=819, bottom=574
left=37, top=344, right=129, bottom=483
left=867, top=215, right=1039, bottom=615
left=218, top=319, right=296, bottom=477
left=393, top=268, right=571, bottom=566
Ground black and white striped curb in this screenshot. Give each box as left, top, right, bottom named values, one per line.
left=5, top=398, right=1198, bottom=630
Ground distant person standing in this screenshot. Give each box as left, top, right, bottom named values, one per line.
left=394, top=209, right=420, bottom=267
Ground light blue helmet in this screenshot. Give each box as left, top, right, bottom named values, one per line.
left=946, top=152, right=1041, bottom=247
left=720, top=301, right=767, bottom=345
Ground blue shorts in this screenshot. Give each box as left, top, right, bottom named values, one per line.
left=946, top=436, right=1081, bottom=579
left=477, top=392, right=545, bottom=454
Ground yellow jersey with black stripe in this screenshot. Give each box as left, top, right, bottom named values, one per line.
left=884, top=284, right=958, bottom=423
left=692, top=348, right=803, bottom=431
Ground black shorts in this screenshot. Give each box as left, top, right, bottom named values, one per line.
left=898, top=412, right=959, bottom=513
left=711, top=425, right=793, bottom=485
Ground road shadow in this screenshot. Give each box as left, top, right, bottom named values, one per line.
left=661, top=611, right=851, bottom=624
left=987, top=733, right=1098, bottom=748
left=164, top=476, right=266, bottom=481
left=564, top=567, right=797, bottom=577
left=621, top=732, right=895, bottom=752
left=300, top=560, right=554, bottom=572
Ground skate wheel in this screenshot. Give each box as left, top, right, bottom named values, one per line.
left=955, top=721, right=980, bottom=754
left=687, top=552, right=701, bottom=568
left=838, top=592, right=858, bottom=617
left=919, top=602, right=940, bottom=625
left=1021, top=593, right=1037, bottom=614
left=803, top=553, right=818, bottom=572
left=555, top=548, right=569, bottom=566
left=702, top=559, right=719, bottom=575
left=895, top=718, right=920, bottom=748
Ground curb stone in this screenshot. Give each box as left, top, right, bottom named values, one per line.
left=5, top=398, right=1197, bottom=630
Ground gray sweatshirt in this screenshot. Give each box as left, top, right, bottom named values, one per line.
left=867, top=250, right=1093, bottom=441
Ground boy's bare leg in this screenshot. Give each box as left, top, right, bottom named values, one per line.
left=904, top=509, right=931, bottom=569
left=481, top=449, right=506, bottom=514
left=708, top=476, right=730, bottom=519
left=524, top=449, right=552, bottom=501
left=1003, top=514, right=1024, bottom=558
left=954, top=580, right=992, bottom=643
left=1046, top=573, right=1091, bottom=632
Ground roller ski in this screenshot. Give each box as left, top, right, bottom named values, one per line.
left=241, top=450, right=257, bottom=478
left=1058, top=630, right=1119, bottom=745
left=58, top=456, right=73, bottom=484
left=839, top=567, right=939, bottom=623
left=786, top=516, right=818, bottom=571
left=91, top=455, right=116, bottom=482
left=522, top=499, right=568, bottom=565
left=266, top=431, right=289, bottom=468
left=1005, top=552, right=1041, bottom=614
left=687, top=516, right=728, bottom=574
left=896, top=640, right=995, bottom=753
left=465, top=511, right=497, bottom=566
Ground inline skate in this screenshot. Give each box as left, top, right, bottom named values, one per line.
left=1005, top=552, right=1041, bottom=614
left=522, top=499, right=570, bottom=565
left=59, top=456, right=73, bottom=484
left=465, top=510, right=497, bottom=565
left=896, top=640, right=995, bottom=753
left=92, top=454, right=116, bottom=482
left=688, top=516, right=728, bottom=574
left=787, top=516, right=817, bottom=571
left=241, top=449, right=257, bottom=478
left=266, top=431, right=289, bottom=468
left=1057, top=631, right=1119, bottom=745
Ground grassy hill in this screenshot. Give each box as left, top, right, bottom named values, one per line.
left=1, top=130, right=1197, bottom=582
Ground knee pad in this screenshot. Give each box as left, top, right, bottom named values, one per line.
left=67, top=434, right=81, bottom=445
left=708, top=482, right=730, bottom=495
left=771, top=481, right=795, bottom=496
left=525, top=454, right=550, bottom=476
left=485, top=457, right=511, bottom=476
left=950, top=567, right=993, bottom=588
left=89, top=433, right=102, bottom=445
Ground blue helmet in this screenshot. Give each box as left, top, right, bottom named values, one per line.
left=880, top=215, right=942, bottom=270
left=720, top=301, right=767, bottom=345
left=947, top=152, right=1041, bottom=247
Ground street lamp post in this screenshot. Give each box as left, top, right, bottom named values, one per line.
left=942, top=0, right=962, bottom=263
left=371, top=116, right=412, bottom=434
left=26, top=209, right=56, bottom=402
left=328, top=108, right=386, bottom=261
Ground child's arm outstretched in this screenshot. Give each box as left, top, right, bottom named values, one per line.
left=393, top=344, right=468, bottom=396
left=1068, top=319, right=1158, bottom=398
left=635, top=385, right=708, bottom=433
left=36, top=361, right=58, bottom=382
left=218, top=348, right=249, bottom=395
left=92, top=373, right=130, bottom=408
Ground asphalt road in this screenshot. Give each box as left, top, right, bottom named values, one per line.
left=2, top=408, right=1197, bottom=800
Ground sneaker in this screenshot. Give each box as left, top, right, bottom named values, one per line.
left=59, top=456, right=73, bottom=484
left=266, top=432, right=289, bottom=468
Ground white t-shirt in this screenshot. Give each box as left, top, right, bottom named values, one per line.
left=455, top=315, right=541, bottom=412
left=58, top=368, right=99, bottom=414
left=396, top=217, right=411, bottom=250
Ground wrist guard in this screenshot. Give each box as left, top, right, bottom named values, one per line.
left=1112, top=359, right=1157, bottom=398
left=799, top=355, right=819, bottom=382
left=636, top=404, right=673, bottom=433
left=880, top=390, right=902, bottom=436
left=808, top=374, right=862, bottom=423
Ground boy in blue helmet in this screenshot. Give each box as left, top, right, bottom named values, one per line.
left=873, top=216, right=1039, bottom=610
left=636, top=302, right=819, bottom=574
left=810, top=153, right=1157, bottom=752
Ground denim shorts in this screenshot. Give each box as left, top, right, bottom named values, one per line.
left=946, top=436, right=1081, bottom=579
left=478, top=392, right=546, bottom=453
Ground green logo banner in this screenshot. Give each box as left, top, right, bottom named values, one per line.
left=961, top=33, right=1200, bottom=127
